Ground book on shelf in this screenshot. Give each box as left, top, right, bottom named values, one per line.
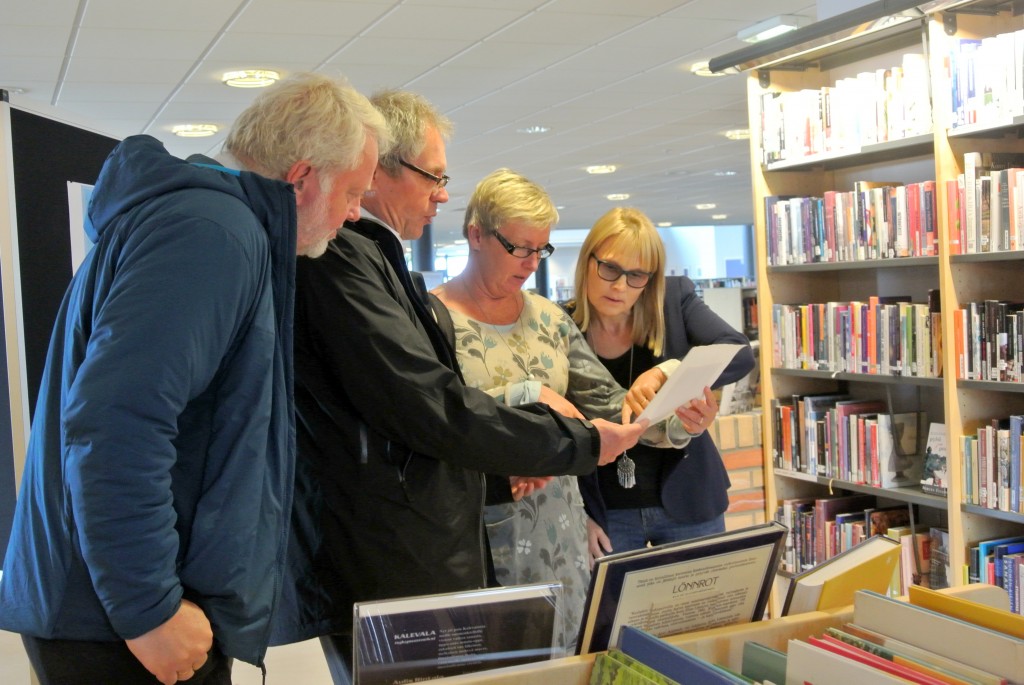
left=928, top=528, right=951, bottom=591
left=875, top=411, right=924, bottom=489
left=813, top=494, right=876, bottom=564
left=785, top=636, right=911, bottom=684
left=617, top=625, right=751, bottom=684
left=782, top=534, right=901, bottom=616
left=885, top=524, right=931, bottom=594
left=576, top=522, right=786, bottom=655
left=805, top=633, right=956, bottom=684
left=852, top=589, right=1024, bottom=681
left=920, top=423, right=948, bottom=496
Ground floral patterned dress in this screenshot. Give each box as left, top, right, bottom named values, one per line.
left=447, top=291, right=629, bottom=651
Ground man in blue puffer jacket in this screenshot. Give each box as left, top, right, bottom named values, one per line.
left=0, top=73, right=389, bottom=685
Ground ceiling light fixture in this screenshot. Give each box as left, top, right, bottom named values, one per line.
left=222, top=69, right=281, bottom=88
left=606, top=193, right=630, bottom=201
left=587, top=165, right=617, bottom=175
left=737, top=15, right=812, bottom=44
left=689, top=61, right=726, bottom=78
left=723, top=129, right=750, bottom=141
left=714, top=170, right=737, bottom=177
left=657, top=222, right=672, bottom=227
left=172, top=124, right=219, bottom=138
left=712, top=214, right=728, bottom=220
left=517, top=125, right=550, bottom=134
left=696, top=203, right=717, bottom=210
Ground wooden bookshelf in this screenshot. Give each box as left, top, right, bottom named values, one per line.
left=744, top=3, right=1024, bottom=615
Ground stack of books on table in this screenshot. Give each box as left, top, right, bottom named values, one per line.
left=587, top=585, right=1024, bottom=685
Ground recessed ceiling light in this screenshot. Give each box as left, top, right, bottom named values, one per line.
left=714, top=170, right=737, bottom=177
left=586, top=165, right=617, bottom=175
left=172, top=124, right=219, bottom=138
left=606, top=193, right=630, bottom=201
left=723, top=129, right=750, bottom=141
left=222, top=69, right=281, bottom=88
left=696, top=203, right=717, bottom=210
left=657, top=222, right=672, bottom=227
left=689, top=61, right=726, bottom=78
left=454, top=239, right=467, bottom=244
left=517, top=125, right=550, bottom=134
left=555, top=205, right=566, bottom=210
left=712, top=214, right=728, bottom=220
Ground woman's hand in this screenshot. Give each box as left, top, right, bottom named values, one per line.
left=622, top=367, right=667, bottom=423
left=509, top=476, right=554, bottom=500
left=674, top=386, right=719, bottom=435
left=537, top=385, right=585, bottom=420
left=587, top=518, right=613, bottom=569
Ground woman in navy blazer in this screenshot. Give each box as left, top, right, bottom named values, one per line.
left=568, top=207, right=756, bottom=560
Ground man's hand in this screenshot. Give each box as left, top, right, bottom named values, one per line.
left=537, top=385, right=585, bottom=420
left=592, top=418, right=647, bottom=465
left=510, top=475, right=554, bottom=500
left=622, top=367, right=667, bottom=422
left=126, top=599, right=212, bottom=684
left=587, top=518, right=612, bottom=569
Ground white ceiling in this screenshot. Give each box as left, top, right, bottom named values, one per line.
left=2, top=0, right=818, bottom=245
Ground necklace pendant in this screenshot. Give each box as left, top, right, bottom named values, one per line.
left=617, top=452, right=636, bottom=489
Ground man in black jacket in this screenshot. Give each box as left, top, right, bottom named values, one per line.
left=272, top=89, right=646, bottom=681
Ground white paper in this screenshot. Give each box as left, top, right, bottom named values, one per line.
left=636, top=343, right=745, bottom=424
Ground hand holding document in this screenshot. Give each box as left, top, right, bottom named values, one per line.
left=635, top=344, right=746, bottom=425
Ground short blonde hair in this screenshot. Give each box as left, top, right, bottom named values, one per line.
left=573, top=207, right=666, bottom=356
left=463, top=168, right=559, bottom=238
left=371, top=89, right=453, bottom=174
left=225, top=72, right=392, bottom=180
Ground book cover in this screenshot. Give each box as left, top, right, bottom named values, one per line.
left=617, top=626, right=750, bottom=684
left=577, top=523, right=785, bottom=655
left=782, top=534, right=900, bottom=616
left=589, top=650, right=681, bottom=685
left=920, top=423, right=949, bottom=496
left=353, top=583, right=562, bottom=685
left=740, top=641, right=786, bottom=685
left=853, top=589, right=1024, bottom=681
left=876, top=412, right=923, bottom=488
left=907, top=585, right=1024, bottom=640
left=813, top=494, right=876, bottom=564
left=838, top=623, right=1008, bottom=685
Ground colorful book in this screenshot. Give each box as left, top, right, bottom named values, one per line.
left=907, top=585, right=1024, bottom=640
left=618, top=626, right=751, bottom=684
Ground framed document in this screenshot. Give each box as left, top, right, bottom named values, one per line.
left=353, top=583, right=562, bottom=685
left=577, top=521, right=786, bottom=655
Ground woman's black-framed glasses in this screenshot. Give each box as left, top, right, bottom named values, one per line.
left=399, top=159, right=450, bottom=190
left=591, top=255, right=653, bottom=288
left=491, top=229, right=555, bottom=259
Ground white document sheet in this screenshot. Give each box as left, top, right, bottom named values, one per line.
left=636, top=343, right=746, bottom=424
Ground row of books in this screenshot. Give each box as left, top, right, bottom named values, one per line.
left=757, top=53, right=932, bottom=166
left=944, top=31, right=1024, bottom=130
left=589, top=586, right=1024, bottom=685
left=958, top=415, right=1024, bottom=514
left=773, top=493, right=934, bottom=578
left=770, top=294, right=941, bottom=378
left=946, top=152, right=1024, bottom=256
left=968, top=534, right=1024, bottom=615
left=771, top=392, right=926, bottom=488
left=764, top=181, right=938, bottom=266
left=951, top=300, right=1024, bottom=383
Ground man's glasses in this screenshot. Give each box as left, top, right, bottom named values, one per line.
left=491, top=229, right=555, bottom=259
left=591, top=255, right=653, bottom=288
left=399, top=159, right=450, bottom=190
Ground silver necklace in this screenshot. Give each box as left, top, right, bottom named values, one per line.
left=589, top=329, right=636, bottom=489
left=617, top=345, right=636, bottom=488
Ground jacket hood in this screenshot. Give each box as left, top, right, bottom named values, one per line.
left=87, top=135, right=252, bottom=242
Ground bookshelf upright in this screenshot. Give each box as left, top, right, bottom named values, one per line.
left=724, top=1, right=1024, bottom=613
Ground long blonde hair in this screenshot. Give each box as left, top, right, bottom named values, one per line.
left=573, top=207, right=666, bottom=356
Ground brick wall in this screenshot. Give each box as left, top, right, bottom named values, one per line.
left=705, top=410, right=766, bottom=531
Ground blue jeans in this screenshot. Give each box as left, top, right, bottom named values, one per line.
left=604, top=507, right=726, bottom=553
